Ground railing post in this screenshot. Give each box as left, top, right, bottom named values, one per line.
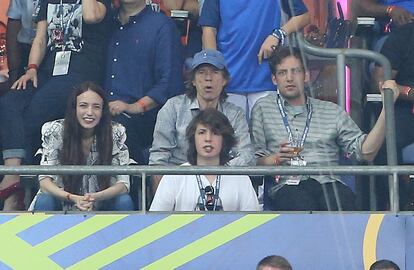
left=390, top=172, right=399, bottom=213
left=336, top=54, right=346, bottom=110
left=141, top=172, right=146, bottom=214
left=384, top=90, right=399, bottom=212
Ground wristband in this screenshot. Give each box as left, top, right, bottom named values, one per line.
left=137, top=99, right=147, bottom=112
left=66, top=193, right=72, bottom=202
left=27, top=64, right=38, bottom=71
left=271, top=28, right=287, bottom=46
left=386, top=5, right=396, bottom=17
left=402, top=86, right=412, bottom=97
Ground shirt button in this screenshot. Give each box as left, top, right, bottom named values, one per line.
left=115, top=42, right=119, bottom=46
left=120, top=26, right=123, bottom=30
left=133, top=21, right=136, bottom=24
left=111, top=75, right=115, bottom=78
left=113, top=58, right=117, bottom=62
left=109, top=91, right=114, bottom=96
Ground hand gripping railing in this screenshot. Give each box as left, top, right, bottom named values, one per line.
left=296, top=33, right=399, bottom=211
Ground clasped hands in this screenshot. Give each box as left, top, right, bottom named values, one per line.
left=70, top=193, right=98, bottom=211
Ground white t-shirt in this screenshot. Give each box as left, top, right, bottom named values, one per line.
left=150, top=173, right=260, bottom=211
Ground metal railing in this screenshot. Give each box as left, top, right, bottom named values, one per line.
left=2, top=165, right=414, bottom=213
left=296, top=33, right=399, bottom=211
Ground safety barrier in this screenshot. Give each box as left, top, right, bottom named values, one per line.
left=1, top=165, right=414, bottom=213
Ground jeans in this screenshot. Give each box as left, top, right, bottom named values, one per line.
left=33, top=193, right=135, bottom=211
left=0, top=72, right=84, bottom=162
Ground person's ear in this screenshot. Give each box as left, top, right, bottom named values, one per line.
left=304, top=71, right=310, bottom=83
left=271, top=73, right=277, bottom=85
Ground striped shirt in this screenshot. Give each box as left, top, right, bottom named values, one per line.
left=251, top=92, right=367, bottom=184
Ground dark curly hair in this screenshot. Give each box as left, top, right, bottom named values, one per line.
left=268, top=46, right=306, bottom=75
left=186, top=108, right=236, bottom=165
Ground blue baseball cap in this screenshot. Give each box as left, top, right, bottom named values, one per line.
left=191, top=49, right=227, bottom=70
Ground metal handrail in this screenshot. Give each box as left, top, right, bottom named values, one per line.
left=3, top=165, right=414, bottom=214
left=296, top=33, right=399, bottom=211
left=1, top=165, right=414, bottom=175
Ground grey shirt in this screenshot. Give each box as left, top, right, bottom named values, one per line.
left=149, top=94, right=256, bottom=166
left=251, top=92, right=367, bottom=184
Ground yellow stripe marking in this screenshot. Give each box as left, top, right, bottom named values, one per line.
left=35, top=215, right=128, bottom=256
left=0, top=214, right=63, bottom=269
left=142, top=214, right=278, bottom=270
left=67, top=214, right=204, bottom=270
left=363, top=214, right=384, bottom=270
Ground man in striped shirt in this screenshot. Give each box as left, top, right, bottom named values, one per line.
left=251, top=46, right=399, bottom=211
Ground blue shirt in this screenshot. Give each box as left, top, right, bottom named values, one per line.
left=199, top=0, right=307, bottom=94
left=105, top=6, right=184, bottom=110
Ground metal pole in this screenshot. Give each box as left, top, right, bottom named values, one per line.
left=390, top=172, right=399, bottom=213
left=384, top=89, right=399, bottom=212
left=141, top=172, right=146, bottom=214
left=336, top=54, right=346, bottom=110
left=1, top=165, right=414, bottom=175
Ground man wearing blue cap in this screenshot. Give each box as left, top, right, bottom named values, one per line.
left=149, top=49, right=255, bottom=191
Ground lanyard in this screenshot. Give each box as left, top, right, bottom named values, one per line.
left=276, top=93, right=313, bottom=147
left=196, top=175, right=221, bottom=211
left=59, top=0, right=78, bottom=50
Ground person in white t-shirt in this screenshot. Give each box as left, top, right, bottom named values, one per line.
left=150, top=108, right=259, bottom=211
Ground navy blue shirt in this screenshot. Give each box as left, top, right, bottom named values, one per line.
left=105, top=6, right=184, bottom=109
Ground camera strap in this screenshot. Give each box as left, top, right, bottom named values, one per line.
left=196, top=175, right=221, bottom=211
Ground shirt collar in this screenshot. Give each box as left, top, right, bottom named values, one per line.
left=188, top=97, right=224, bottom=112
left=114, top=5, right=152, bottom=25
left=277, top=93, right=313, bottom=113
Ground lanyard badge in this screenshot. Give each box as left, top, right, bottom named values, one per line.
left=52, top=0, right=77, bottom=76
left=276, top=93, right=312, bottom=185
left=53, top=51, right=71, bottom=76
